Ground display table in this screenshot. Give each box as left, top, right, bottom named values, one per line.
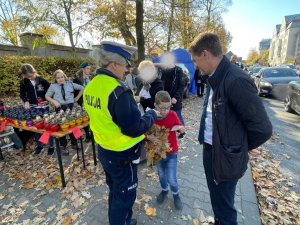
left=9, top=122, right=97, bottom=188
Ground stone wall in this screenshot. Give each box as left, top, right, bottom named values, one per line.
left=0, top=33, right=92, bottom=58
left=0, top=44, right=29, bottom=56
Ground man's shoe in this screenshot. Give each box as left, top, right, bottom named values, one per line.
left=130, top=218, right=137, bottom=225
left=34, top=146, right=43, bottom=155
left=173, top=194, right=183, bottom=210
left=47, top=147, right=55, bottom=155
left=156, top=190, right=168, bottom=204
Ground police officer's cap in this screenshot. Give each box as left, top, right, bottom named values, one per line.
left=100, top=41, right=137, bottom=66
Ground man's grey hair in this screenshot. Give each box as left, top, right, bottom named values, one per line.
left=96, top=47, right=127, bottom=67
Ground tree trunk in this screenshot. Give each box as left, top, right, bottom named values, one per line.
left=166, top=0, right=175, bottom=51
left=63, top=0, right=76, bottom=52
left=135, top=0, right=145, bottom=63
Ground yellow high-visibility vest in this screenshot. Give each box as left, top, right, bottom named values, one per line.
left=83, top=73, right=144, bottom=151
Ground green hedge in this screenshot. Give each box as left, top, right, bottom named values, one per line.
left=0, top=56, right=95, bottom=96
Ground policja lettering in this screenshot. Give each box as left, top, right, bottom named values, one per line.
left=85, top=94, right=101, bottom=109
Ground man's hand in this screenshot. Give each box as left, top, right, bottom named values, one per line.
left=171, top=98, right=177, bottom=104
left=249, top=148, right=261, bottom=155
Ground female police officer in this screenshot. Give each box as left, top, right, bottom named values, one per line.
left=84, top=41, right=158, bottom=225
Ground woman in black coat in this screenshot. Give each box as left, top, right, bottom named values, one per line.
left=19, top=64, right=54, bottom=155
left=134, top=61, right=164, bottom=110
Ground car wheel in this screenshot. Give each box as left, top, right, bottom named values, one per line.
left=284, top=96, right=293, bottom=112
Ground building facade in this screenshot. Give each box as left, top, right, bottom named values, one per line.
left=269, top=14, right=300, bottom=66
left=259, top=39, right=271, bottom=53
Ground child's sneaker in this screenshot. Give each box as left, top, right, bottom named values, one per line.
left=48, top=147, right=55, bottom=155
left=173, top=194, right=183, bottom=210
left=34, top=146, right=43, bottom=155
left=156, top=190, right=168, bottom=204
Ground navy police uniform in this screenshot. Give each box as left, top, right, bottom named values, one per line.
left=84, top=42, right=157, bottom=225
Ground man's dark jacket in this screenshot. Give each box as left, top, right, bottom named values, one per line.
left=160, top=66, right=185, bottom=110
left=199, top=56, right=272, bottom=183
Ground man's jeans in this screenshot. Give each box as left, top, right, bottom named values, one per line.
left=174, top=109, right=185, bottom=126
left=157, top=153, right=179, bottom=194
left=203, top=143, right=238, bottom=225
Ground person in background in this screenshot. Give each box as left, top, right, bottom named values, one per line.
left=84, top=41, right=158, bottom=225
left=73, top=61, right=92, bottom=142
left=194, top=68, right=208, bottom=97
left=147, top=91, right=185, bottom=210
left=135, top=60, right=164, bottom=110
left=45, top=69, right=84, bottom=156
left=19, top=64, right=54, bottom=155
left=230, top=54, right=238, bottom=65
left=189, top=33, right=272, bottom=225
left=159, top=53, right=186, bottom=127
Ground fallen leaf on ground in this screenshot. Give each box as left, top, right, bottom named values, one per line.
left=145, top=206, right=156, bottom=216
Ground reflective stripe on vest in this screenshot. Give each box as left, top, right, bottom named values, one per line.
left=83, top=74, right=144, bottom=151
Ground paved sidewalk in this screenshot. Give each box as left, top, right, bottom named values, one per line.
left=0, top=96, right=261, bottom=225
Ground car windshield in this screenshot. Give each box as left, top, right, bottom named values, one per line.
left=263, top=68, right=298, bottom=78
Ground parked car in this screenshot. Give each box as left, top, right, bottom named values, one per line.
left=279, top=64, right=300, bottom=76
left=254, top=67, right=300, bottom=99
left=284, top=80, right=300, bottom=114
left=249, top=66, right=265, bottom=80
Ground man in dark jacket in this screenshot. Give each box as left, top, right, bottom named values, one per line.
left=160, top=64, right=186, bottom=126
left=189, top=33, right=272, bottom=225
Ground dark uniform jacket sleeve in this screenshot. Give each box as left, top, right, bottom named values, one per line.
left=227, top=77, right=272, bottom=150
left=109, top=87, right=157, bottom=137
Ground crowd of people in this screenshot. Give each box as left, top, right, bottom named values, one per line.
left=12, top=33, right=272, bottom=225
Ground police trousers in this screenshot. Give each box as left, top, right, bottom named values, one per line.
left=98, top=143, right=142, bottom=225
